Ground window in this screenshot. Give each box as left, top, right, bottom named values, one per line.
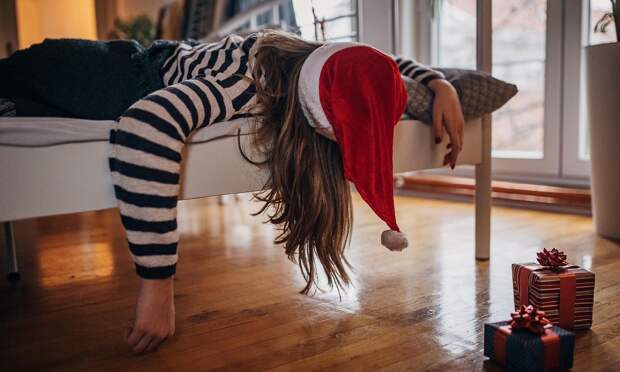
left=400, top=0, right=593, bottom=183
left=436, top=1, right=475, bottom=69
left=437, top=0, right=549, bottom=160
left=292, top=0, right=358, bottom=41
left=212, top=0, right=358, bottom=42
left=491, top=2, right=547, bottom=159
left=255, top=9, right=273, bottom=27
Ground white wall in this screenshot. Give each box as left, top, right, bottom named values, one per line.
left=116, top=0, right=178, bottom=21
left=16, top=0, right=98, bottom=49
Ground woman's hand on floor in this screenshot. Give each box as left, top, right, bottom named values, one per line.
left=127, top=277, right=176, bottom=354
left=428, top=79, right=465, bottom=169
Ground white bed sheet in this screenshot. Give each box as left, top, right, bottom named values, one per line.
left=0, top=117, right=483, bottom=222
left=0, top=116, right=256, bottom=147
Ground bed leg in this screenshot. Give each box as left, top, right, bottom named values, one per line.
left=475, top=115, right=492, bottom=261
left=3, top=222, right=20, bottom=283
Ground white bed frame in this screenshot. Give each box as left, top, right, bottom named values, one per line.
left=0, top=1, right=493, bottom=281
left=0, top=118, right=491, bottom=280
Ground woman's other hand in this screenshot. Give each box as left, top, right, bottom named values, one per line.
left=428, top=79, right=465, bottom=169
left=127, top=277, right=176, bottom=354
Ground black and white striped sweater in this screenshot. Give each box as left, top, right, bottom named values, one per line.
left=109, top=33, right=444, bottom=279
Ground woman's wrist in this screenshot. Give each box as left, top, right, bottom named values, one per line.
left=427, top=78, right=454, bottom=94
left=140, top=277, right=174, bottom=291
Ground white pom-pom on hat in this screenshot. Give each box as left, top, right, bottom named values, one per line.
left=381, top=230, right=408, bottom=251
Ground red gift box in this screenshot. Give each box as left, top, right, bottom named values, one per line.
left=512, top=249, right=595, bottom=330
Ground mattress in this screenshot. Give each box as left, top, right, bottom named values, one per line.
left=0, top=116, right=269, bottom=222
left=0, top=116, right=257, bottom=147
left=0, top=115, right=483, bottom=222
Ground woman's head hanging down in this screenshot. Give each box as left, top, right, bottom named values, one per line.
left=250, top=30, right=409, bottom=294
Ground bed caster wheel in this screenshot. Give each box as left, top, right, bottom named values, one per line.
left=7, top=272, right=20, bottom=284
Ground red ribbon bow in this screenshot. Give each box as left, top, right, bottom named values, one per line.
left=536, top=248, right=568, bottom=269
left=494, top=306, right=561, bottom=370
left=510, top=305, right=551, bottom=336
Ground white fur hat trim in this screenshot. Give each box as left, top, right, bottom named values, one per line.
left=298, top=42, right=359, bottom=130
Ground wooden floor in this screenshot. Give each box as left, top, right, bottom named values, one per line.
left=1, top=194, right=619, bottom=371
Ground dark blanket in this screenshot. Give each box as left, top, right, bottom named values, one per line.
left=0, top=38, right=178, bottom=120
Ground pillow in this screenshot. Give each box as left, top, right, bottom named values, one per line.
left=403, top=68, right=518, bottom=123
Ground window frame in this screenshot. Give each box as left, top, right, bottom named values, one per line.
left=358, top=0, right=396, bottom=52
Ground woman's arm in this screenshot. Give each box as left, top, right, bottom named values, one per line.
left=392, top=55, right=445, bottom=86
left=110, top=75, right=253, bottom=353
left=427, top=79, right=465, bottom=169
left=391, top=55, right=464, bottom=168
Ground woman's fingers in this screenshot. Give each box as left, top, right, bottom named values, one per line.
left=127, top=324, right=152, bottom=354
left=126, top=326, right=143, bottom=348
left=444, top=122, right=463, bottom=169
left=443, top=150, right=457, bottom=169
left=132, top=334, right=153, bottom=354
left=444, top=120, right=460, bottom=151
left=127, top=326, right=171, bottom=354
left=434, top=110, right=444, bottom=143
left=451, top=147, right=459, bottom=169
left=454, top=119, right=464, bottom=151
left=146, top=335, right=167, bottom=353
left=445, top=112, right=465, bottom=168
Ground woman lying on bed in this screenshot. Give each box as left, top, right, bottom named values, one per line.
left=0, top=30, right=464, bottom=353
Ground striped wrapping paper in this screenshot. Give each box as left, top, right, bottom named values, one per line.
left=512, top=263, right=595, bottom=330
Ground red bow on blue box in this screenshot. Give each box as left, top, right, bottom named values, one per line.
left=484, top=305, right=575, bottom=371
left=510, top=305, right=551, bottom=336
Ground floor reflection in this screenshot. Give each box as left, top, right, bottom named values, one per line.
left=436, top=226, right=478, bottom=356
left=37, top=242, right=115, bottom=287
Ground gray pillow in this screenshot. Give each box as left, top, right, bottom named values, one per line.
left=404, top=68, right=518, bottom=123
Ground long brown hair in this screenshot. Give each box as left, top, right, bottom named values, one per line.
left=248, top=30, right=353, bottom=294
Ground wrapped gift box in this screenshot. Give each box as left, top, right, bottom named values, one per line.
left=484, top=321, right=575, bottom=372
left=512, top=263, right=595, bottom=330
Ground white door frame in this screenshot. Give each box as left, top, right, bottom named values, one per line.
left=561, top=0, right=591, bottom=178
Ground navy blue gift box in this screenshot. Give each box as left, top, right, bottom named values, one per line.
left=484, top=321, right=575, bottom=372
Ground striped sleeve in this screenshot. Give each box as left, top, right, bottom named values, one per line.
left=392, top=55, right=445, bottom=86
left=109, top=76, right=246, bottom=279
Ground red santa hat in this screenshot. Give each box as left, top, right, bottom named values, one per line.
left=298, top=42, right=409, bottom=251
